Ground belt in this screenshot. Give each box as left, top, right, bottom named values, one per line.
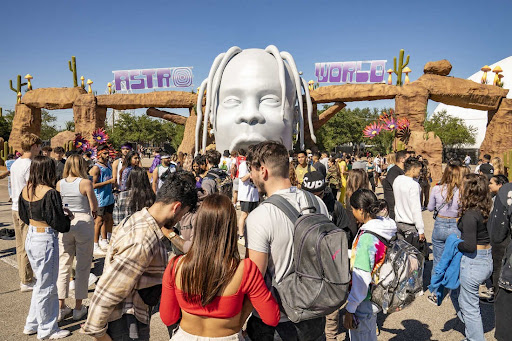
left=29, top=226, right=53, bottom=233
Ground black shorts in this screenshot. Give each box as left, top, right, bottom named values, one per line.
left=240, top=201, right=259, bottom=213
left=97, top=203, right=114, bottom=216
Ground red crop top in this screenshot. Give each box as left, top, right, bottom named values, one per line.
left=160, top=257, right=280, bottom=327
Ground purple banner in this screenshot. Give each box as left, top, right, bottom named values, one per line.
left=315, top=60, right=386, bottom=84
left=112, top=67, right=193, bottom=91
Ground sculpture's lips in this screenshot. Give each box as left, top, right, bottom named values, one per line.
left=229, top=133, right=267, bottom=151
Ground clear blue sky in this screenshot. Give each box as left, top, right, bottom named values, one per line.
left=1, top=0, right=511, bottom=128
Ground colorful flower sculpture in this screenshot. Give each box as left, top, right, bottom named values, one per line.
left=382, top=117, right=397, bottom=131
left=363, top=122, right=383, bottom=139
left=74, top=134, right=90, bottom=151
left=397, top=117, right=410, bottom=130
left=92, top=128, right=109, bottom=144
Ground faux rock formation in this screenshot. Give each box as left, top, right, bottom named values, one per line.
left=8, top=104, right=41, bottom=153
left=178, top=108, right=198, bottom=154
left=147, top=107, right=187, bottom=125
left=21, top=87, right=87, bottom=110
left=406, top=131, right=443, bottom=182
left=310, top=84, right=398, bottom=103
left=51, top=130, right=75, bottom=149
left=96, top=91, right=197, bottom=110
left=394, top=84, right=429, bottom=132
left=73, top=94, right=106, bottom=141
left=423, top=60, right=452, bottom=76
left=480, top=98, right=512, bottom=158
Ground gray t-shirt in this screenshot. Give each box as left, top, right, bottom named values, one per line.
left=245, top=186, right=329, bottom=322
left=351, top=160, right=367, bottom=170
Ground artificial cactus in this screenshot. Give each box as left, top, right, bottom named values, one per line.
left=0, top=141, right=13, bottom=166
left=393, top=49, right=410, bottom=86
left=9, top=75, right=27, bottom=94
left=68, top=56, right=78, bottom=87
left=0, top=107, right=2, bottom=117
left=504, top=150, right=512, bottom=182
left=64, top=140, right=75, bottom=153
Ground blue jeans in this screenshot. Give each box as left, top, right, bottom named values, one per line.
left=24, top=226, right=60, bottom=339
left=432, top=217, right=460, bottom=277
left=454, top=249, right=493, bottom=341
left=349, top=300, right=378, bottom=341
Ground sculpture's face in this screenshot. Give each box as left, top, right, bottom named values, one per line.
left=214, top=49, right=296, bottom=152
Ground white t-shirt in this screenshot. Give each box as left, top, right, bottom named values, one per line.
left=373, top=157, right=382, bottom=173
left=11, top=157, right=32, bottom=211
left=246, top=187, right=329, bottom=322
left=392, top=175, right=425, bottom=234
left=219, top=156, right=232, bottom=172
left=237, top=161, right=258, bottom=202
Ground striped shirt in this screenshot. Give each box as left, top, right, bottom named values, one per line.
left=82, top=208, right=170, bottom=337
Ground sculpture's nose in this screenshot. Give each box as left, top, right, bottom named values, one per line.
left=235, top=101, right=266, bottom=125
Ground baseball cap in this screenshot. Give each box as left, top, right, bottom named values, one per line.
left=479, top=163, right=494, bottom=179
left=161, top=154, right=171, bottom=159
left=301, top=171, right=327, bottom=193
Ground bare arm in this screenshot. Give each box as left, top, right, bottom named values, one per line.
left=0, top=170, right=9, bottom=179
left=152, top=169, right=159, bottom=193
left=81, top=179, right=98, bottom=215
left=89, top=166, right=114, bottom=189
left=240, top=173, right=251, bottom=182
left=247, top=249, right=269, bottom=275
left=111, top=159, right=119, bottom=187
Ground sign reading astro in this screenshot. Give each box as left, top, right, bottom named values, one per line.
left=112, top=67, right=193, bottom=91
left=315, top=60, right=386, bottom=84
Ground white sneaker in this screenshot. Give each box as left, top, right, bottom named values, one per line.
left=93, top=245, right=106, bottom=257
left=69, top=280, right=75, bottom=291
left=23, top=328, right=37, bottom=335
left=40, top=329, right=71, bottom=340
left=20, top=281, right=35, bottom=292
left=58, top=306, right=72, bottom=322
left=88, top=273, right=98, bottom=287
left=72, top=306, right=88, bottom=320
left=99, top=239, right=109, bottom=251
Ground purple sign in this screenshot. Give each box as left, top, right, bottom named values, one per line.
left=112, top=67, right=193, bottom=91
left=315, top=60, right=386, bottom=84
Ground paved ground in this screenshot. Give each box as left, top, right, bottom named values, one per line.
left=0, top=166, right=497, bottom=340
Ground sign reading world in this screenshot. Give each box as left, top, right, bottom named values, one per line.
left=112, top=67, right=193, bottom=91
left=315, top=60, right=386, bottom=84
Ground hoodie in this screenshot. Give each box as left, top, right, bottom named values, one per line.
left=346, top=217, right=397, bottom=314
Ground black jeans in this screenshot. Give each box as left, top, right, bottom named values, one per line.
left=107, top=314, right=150, bottom=341
left=247, top=316, right=325, bottom=341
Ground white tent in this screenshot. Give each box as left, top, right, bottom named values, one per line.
left=432, top=56, right=512, bottom=148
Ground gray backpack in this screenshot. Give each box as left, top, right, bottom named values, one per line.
left=265, top=191, right=351, bottom=323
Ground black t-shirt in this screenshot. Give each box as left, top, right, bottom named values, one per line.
left=382, top=165, right=405, bottom=218
left=313, top=161, right=327, bottom=178
left=55, top=158, right=66, bottom=180
left=457, top=209, right=490, bottom=253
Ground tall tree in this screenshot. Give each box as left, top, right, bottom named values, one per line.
left=40, top=109, right=58, bottom=141
left=424, top=109, right=477, bottom=147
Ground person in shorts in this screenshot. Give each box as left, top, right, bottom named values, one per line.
left=237, top=150, right=259, bottom=245
left=89, top=144, right=115, bottom=257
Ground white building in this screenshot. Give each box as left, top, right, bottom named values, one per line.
left=432, top=56, right=512, bottom=148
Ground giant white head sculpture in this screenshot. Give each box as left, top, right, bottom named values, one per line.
left=195, top=45, right=316, bottom=154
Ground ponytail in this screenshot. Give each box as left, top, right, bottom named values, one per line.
left=350, top=188, right=388, bottom=219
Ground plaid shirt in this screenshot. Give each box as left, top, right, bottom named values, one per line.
left=113, top=190, right=132, bottom=226
left=82, top=208, right=170, bottom=337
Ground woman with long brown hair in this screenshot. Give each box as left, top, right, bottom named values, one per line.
left=344, top=169, right=370, bottom=244
left=19, top=156, right=72, bottom=339
left=492, top=156, right=505, bottom=176
left=426, top=164, right=463, bottom=305
left=160, top=194, right=279, bottom=340
left=454, top=174, right=492, bottom=341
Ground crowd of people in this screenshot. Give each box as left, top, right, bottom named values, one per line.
left=2, top=133, right=512, bottom=341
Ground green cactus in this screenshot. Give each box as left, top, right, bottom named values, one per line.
left=0, top=141, right=12, bottom=166
left=0, top=107, right=2, bottom=117
left=9, top=75, right=27, bottom=94
left=64, top=140, right=75, bottom=153
left=504, top=150, right=512, bottom=182
left=393, top=49, right=410, bottom=86
left=68, top=56, right=78, bottom=87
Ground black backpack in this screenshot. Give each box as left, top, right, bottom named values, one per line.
left=265, top=191, right=350, bottom=323
left=205, top=169, right=233, bottom=198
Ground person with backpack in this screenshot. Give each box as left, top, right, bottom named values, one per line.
left=152, top=154, right=176, bottom=193
left=245, top=141, right=340, bottom=340
left=202, top=150, right=232, bottom=197
left=301, top=171, right=350, bottom=341
left=343, top=189, right=396, bottom=341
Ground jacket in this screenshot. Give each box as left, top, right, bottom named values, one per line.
left=428, top=234, right=462, bottom=304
